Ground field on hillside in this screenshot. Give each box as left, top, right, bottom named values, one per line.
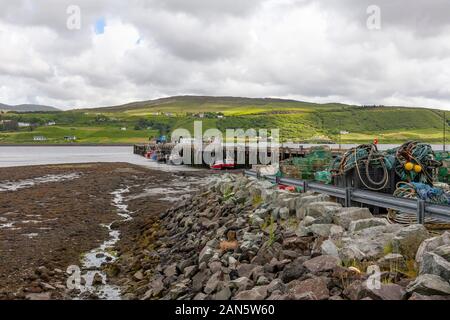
left=0, top=96, right=448, bottom=144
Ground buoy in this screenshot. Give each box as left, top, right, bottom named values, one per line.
left=414, top=164, right=423, bottom=173
left=404, top=162, right=414, bottom=171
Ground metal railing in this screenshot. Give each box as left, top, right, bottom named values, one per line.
left=244, top=170, right=450, bottom=223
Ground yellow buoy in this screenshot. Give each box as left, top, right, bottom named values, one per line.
left=414, top=165, right=422, bottom=173
left=404, top=162, right=414, bottom=171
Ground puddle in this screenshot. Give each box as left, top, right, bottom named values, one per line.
left=23, top=233, right=39, bottom=239
left=77, top=187, right=131, bottom=300
left=0, top=173, right=81, bottom=192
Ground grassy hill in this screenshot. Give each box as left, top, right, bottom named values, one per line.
left=0, top=96, right=448, bottom=144
left=0, top=103, right=60, bottom=112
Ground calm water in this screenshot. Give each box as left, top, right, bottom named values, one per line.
left=0, top=144, right=448, bottom=169
left=0, top=146, right=198, bottom=171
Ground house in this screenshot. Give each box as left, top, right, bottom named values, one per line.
left=18, top=122, right=31, bottom=127
left=33, top=136, right=47, bottom=141
left=64, top=136, right=77, bottom=141
left=340, top=130, right=350, bottom=135
left=121, top=127, right=127, bottom=131
left=47, top=121, right=56, bottom=126
left=217, top=115, right=224, bottom=119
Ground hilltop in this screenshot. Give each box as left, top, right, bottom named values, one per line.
left=0, top=103, right=60, bottom=112
left=0, top=96, right=448, bottom=144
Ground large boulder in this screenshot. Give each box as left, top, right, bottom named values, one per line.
left=296, top=195, right=331, bottom=219
left=280, top=258, right=307, bottom=283
left=420, top=245, right=450, bottom=279
left=416, top=232, right=450, bottom=265
left=304, top=202, right=342, bottom=224
left=309, top=224, right=344, bottom=238
left=287, top=277, right=329, bottom=300
left=338, top=225, right=403, bottom=263
left=303, top=255, right=341, bottom=274
left=406, top=274, right=450, bottom=296
left=333, top=208, right=373, bottom=230
left=392, top=224, right=430, bottom=259
left=348, top=218, right=389, bottom=233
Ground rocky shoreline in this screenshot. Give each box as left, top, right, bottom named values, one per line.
left=0, top=163, right=208, bottom=300
left=111, top=173, right=450, bottom=300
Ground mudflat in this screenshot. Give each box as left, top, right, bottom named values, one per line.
left=0, top=162, right=207, bottom=299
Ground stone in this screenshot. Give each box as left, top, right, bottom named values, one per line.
left=252, top=242, right=282, bottom=265
left=230, top=277, right=254, bottom=292
left=362, top=282, right=406, bottom=300
left=338, top=225, right=403, bottom=263
left=199, top=246, right=215, bottom=264
left=280, top=258, right=306, bottom=283
left=309, top=224, right=343, bottom=238
left=267, top=278, right=285, bottom=294
left=184, top=265, right=198, bottom=278
left=377, top=253, right=407, bottom=271
left=304, top=202, right=342, bottom=224
left=434, top=244, right=450, bottom=261
left=321, top=240, right=340, bottom=258
left=204, top=272, right=221, bottom=294
left=420, top=250, right=450, bottom=280
left=333, top=208, right=373, bottom=230
left=25, top=292, right=52, bottom=300
left=164, top=264, right=178, bottom=278
left=392, top=224, right=430, bottom=259
left=409, top=293, right=450, bottom=300
left=406, top=274, right=450, bottom=296
left=192, top=269, right=211, bottom=292
left=416, top=232, right=450, bottom=265
left=257, top=276, right=270, bottom=286
left=303, top=255, right=341, bottom=273
left=295, top=225, right=311, bottom=237
left=296, top=195, right=331, bottom=219
left=288, top=277, right=329, bottom=300
left=213, top=285, right=232, bottom=300
left=236, top=264, right=257, bottom=279
left=348, top=218, right=389, bottom=232
left=279, top=207, right=290, bottom=220
left=234, top=286, right=268, bottom=300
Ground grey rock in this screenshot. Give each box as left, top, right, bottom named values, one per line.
left=279, top=207, right=290, bottom=220
left=234, top=286, right=268, bottom=300
left=230, top=277, right=254, bottom=292
left=392, top=224, right=430, bottom=259
left=348, top=218, right=389, bottom=232
left=204, top=272, right=221, bottom=294
left=416, top=232, right=450, bottom=265
left=406, top=274, right=450, bottom=296
left=280, top=258, right=307, bottom=283
left=303, top=255, right=341, bottom=273
left=333, top=208, right=373, bottom=230
left=321, top=240, right=340, bottom=258
left=199, top=246, right=215, bottom=264
left=420, top=251, right=450, bottom=279
left=288, top=277, right=329, bottom=300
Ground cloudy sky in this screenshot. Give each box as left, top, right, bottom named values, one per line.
left=1, top=0, right=449, bottom=110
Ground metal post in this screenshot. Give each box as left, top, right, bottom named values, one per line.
left=276, top=176, right=281, bottom=184
left=417, top=200, right=425, bottom=224
left=345, top=187, right=352, bottom=207
left=302, top=180, right=307, bottom=193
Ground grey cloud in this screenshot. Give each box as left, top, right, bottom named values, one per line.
left=0, top=0, right=449, bottom=110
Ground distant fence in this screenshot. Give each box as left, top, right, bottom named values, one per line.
left=244, top=170, right=450, bottom=224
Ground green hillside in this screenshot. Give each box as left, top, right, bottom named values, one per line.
left=0, top=96, right=448, bottom=144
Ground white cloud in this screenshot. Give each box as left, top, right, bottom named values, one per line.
left=0, top=0, right=449, bottom=110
